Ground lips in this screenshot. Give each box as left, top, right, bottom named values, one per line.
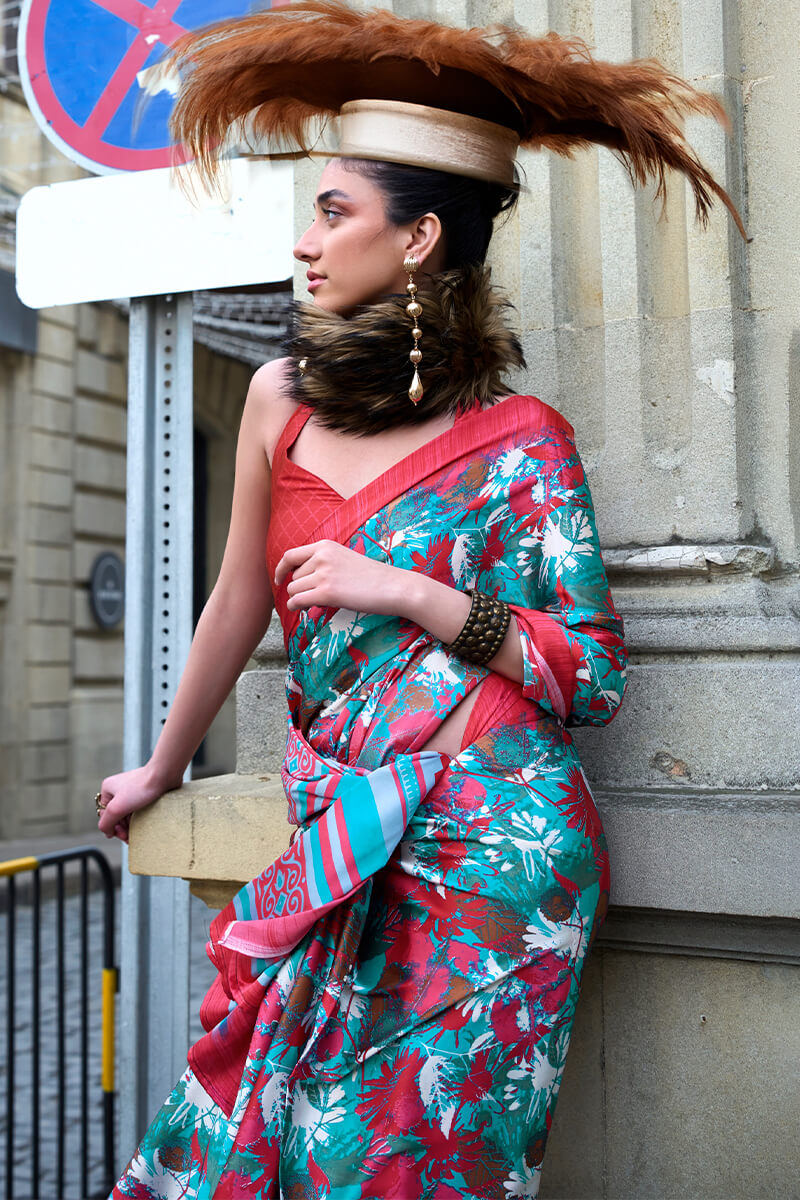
left=306, top=271, right=325, bottom=291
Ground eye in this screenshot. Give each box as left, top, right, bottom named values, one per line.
left=322, top=207, right=342, bottom=222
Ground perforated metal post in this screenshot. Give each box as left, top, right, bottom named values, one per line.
left=119, top=294, right=194, bottom=1163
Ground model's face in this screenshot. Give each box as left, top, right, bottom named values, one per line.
left=293, top=161, right=422, bottom=314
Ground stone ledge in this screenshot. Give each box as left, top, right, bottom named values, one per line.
left=597, top=790, right=800, bottom=920
left=128, top=773, right=290, bottom=906
left=604, top=543, right=775, bottom=577
left=598, top=907, right=800, bottom=966
left=129, top=777, right=800, bottom=921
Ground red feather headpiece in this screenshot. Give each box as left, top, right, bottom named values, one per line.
left=168, top=0, right=744, bottom=236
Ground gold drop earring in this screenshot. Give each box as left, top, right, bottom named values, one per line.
left=404, top=255, right=424, bottom=404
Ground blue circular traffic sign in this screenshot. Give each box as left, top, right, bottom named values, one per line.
left=19, top=0, right=269, bottom=174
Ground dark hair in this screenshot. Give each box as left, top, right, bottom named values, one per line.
left=341, top=158, right=519, bottom=269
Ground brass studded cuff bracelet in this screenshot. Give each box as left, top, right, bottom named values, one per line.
left=446, top=590, right=511, bottom=667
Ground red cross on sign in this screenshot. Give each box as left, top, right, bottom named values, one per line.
left=18, top=0, right=255, bottom=173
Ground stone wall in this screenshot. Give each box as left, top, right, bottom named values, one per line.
left=1, top=300, right=108, bottom=837
left=545, top=946, right=799, bottom=1197
left=69, top=304, right=129, bottom=833
left=502, top=1, right=798, bottom=1193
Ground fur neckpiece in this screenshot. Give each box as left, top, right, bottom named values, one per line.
left=285, top=265, right=525, bottom=435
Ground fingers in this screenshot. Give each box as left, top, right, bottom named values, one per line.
left=97, top=788, right=127, bottom=840
left=98, top=802, right=130, bottom=843
left=274, top=542, right=318, bottom=587
left=285, top=557, right=316, bottom=584
left=97, top=802, right=117, bottom=838
left=96, top=778, right=118, bottom=836
left=274, top=540, right=376, bottom=612
left=274, top=540, right=350, bottom=587
left=286, top=564, right=320, bottom=595
left=276, top=542, right=336, bottom=610
left=285, top=578, right=321, bottom=611
left=96, top=787, right=109, bottom=831
left=95, top=769, right=154, bottom=843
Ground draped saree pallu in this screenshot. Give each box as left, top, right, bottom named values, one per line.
left=113, top=394, right=627, bottom=1200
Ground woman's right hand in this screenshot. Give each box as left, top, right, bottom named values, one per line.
left=96, top=762, right=181, bottom=844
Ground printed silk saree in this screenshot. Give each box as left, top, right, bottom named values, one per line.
left=113, top=394, right=627, bottom=1200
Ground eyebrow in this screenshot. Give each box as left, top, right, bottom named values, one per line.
left=315, top=188, right=352, bottom=209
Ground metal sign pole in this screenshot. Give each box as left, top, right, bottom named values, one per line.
left=119, top=293, right=194, bottom=1163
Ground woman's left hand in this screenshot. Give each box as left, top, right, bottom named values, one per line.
left=274, top=540, right=418, bottom=617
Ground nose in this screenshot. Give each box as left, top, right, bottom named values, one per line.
left=293, top=222, right=319, bottom=263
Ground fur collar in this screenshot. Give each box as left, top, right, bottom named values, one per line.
left=284, top=265, right=525, bottom=435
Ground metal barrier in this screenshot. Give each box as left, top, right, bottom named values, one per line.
left=1, top=848, right=117, bottom=1200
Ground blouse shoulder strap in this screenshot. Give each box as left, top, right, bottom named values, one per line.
left=272, top=403, right=313, bottom=473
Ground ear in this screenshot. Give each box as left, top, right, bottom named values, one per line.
left=403, top=212, right=444, bottom=268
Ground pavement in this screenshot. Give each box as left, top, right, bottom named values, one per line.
left=0, top=829, right=216, bottom=1200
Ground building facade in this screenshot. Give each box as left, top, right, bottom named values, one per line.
left=0, top=77, right=282, bottom=838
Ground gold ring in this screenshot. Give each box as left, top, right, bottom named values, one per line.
left=95, top=791, right=106, bottom=816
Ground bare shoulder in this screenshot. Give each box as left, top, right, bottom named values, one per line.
left=246, top=357, right=299, bottom=466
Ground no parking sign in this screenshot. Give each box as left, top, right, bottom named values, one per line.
left=18, top=0, right=268, bottom=174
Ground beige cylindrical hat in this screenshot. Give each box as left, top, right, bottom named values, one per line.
left=337, top=100, right=520, bottom=186
left=167, top=0, right=744, bottom=234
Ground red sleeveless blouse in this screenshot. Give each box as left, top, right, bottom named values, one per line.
left=266, top=405, right=343, bottom=637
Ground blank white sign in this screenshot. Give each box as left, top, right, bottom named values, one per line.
left=16, top=157, right=294, bottom=308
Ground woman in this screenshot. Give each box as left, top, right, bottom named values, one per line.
left=99, top=5, right=741, bottom=1196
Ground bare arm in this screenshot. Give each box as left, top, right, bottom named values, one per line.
left=98, top=359, right=293, bottom=840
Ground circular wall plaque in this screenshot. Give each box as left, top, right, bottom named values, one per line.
left=89, top=551, right=125, bottom=629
